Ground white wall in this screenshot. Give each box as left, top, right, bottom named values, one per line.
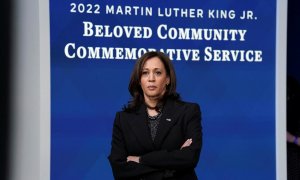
left=276, top=0, right=288, bottom=179
left=9, top=0, right=50, bottom=179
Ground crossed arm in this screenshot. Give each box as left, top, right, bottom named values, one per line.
left=127, top=138, right=193, bottom=163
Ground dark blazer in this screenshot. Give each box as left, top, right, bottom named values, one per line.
left=108, top=98, right=202, bottom=180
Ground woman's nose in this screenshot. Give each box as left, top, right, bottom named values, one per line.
left=148, top=73, right=155, bottom=81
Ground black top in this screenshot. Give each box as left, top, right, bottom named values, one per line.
left=147, top=110, right=162, bottom=141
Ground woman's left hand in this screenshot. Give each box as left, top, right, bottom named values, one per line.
left=180, top=138, right=192, bottom=149
left=127, top=156, right=140, bottom=163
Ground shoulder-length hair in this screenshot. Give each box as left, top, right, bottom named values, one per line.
left=124, top=51, right=180, bottom=112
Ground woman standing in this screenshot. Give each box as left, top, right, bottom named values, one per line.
left=108, top=51, right=202, bottom=179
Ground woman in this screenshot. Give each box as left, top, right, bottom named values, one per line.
left=108, top=51, right=202, bottom=179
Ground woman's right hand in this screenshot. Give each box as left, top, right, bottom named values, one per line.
left=180, top=138, right=192, bottom=149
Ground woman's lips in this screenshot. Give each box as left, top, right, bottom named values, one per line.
left=147, top=86, right=157, bottom=90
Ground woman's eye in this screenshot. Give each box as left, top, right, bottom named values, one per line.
left=142, top=71, right=149, bottom=75
left=155, top=71, right=162, bottom=75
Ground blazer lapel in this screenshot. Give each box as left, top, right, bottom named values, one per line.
left=153, top=99, right=179, bottom=149
left=127, top=104, right=155, bottom=151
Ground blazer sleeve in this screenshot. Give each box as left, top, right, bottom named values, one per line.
left=108, top=112, right=160, bottom=179
left=140, top=104, right=202, bottom=170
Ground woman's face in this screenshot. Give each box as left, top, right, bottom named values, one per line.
left=140, top=57, right=170, bottom=100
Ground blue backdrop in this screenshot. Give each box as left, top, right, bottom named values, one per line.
left=50, top=0, right=276, bottom=179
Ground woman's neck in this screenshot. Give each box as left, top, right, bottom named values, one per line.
left=145, top=100, right=157, bottom=109
left=147, top=108, right=159, bottom=116
left=144, top=96, right=159, bottom=109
